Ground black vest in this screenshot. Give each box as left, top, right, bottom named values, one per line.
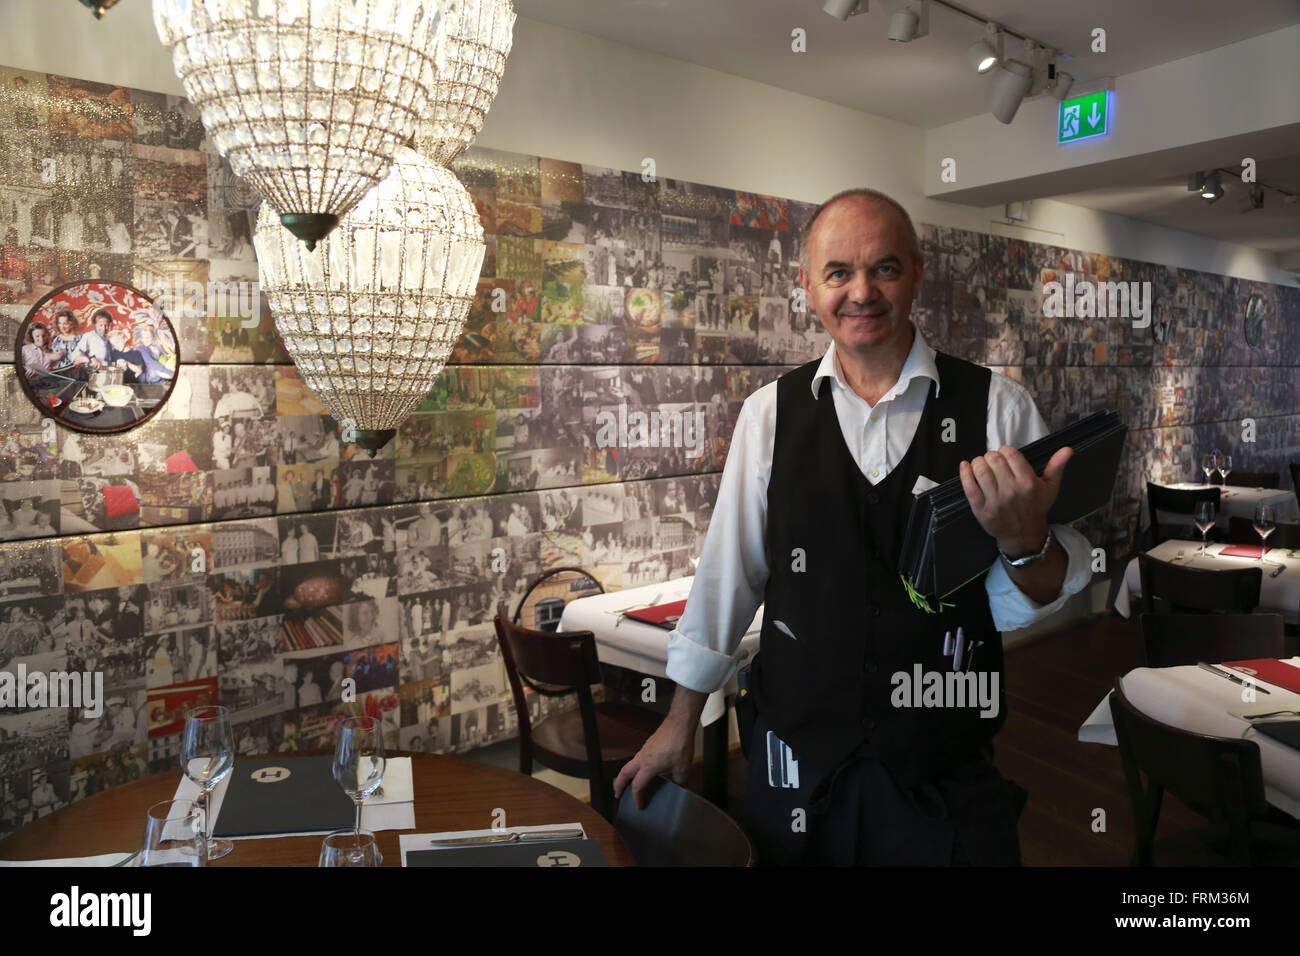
left=751, top=350, right=1005, bottom=788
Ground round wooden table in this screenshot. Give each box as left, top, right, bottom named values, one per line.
left=0, top=751, right=633, bottom=866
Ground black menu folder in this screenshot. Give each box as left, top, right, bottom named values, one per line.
left=899, top=410, right=1127, bottom=605
left=211, top=756, right=356, bottom=838
left=405, top=839, right=608, bottom=867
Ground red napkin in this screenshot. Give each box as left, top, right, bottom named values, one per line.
left=102, top=484, right=140, bottom=518
left=1221, top=659, right=1300, bottom=695
left=165, top=450, right=198, bottom=472
left=623, top=599, right=687, bottom=630
left=1218, top=544, right=1267, bottom=558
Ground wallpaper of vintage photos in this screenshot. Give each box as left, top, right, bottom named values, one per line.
left=1, top=66, right=1299, bottom=834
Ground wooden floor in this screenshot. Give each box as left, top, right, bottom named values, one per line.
left=692, top=612, right=1211, bottom=866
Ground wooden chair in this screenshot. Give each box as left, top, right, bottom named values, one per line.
left=1226, top=516, right=1300, bottom=551
left=614, top=777, right=753, bottom=866
left=1146, top=483, right=1220, bottom=547
left=512, top=567, right=604, bottom=632
left=1138, top=612, right=1284, bottom=667
left=493, top=603, right=658, bottom=820
left=1137, top=553, right=1261, bottom=615
left=1108, top=678, right=1298, bottom=865
left=1224, top=469, right=1279, bottom=489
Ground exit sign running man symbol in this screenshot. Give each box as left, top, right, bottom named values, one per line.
left=1058, top=91, right=1110, bottom=144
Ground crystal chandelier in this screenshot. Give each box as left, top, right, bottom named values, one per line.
left=254, top=146, right=485, bottom=455
left=153, top=0, right=451, bottom=249
left=414, top=0, right=515, bottom=165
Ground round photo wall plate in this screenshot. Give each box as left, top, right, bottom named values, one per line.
left=14, top=280, right=180, bottom=435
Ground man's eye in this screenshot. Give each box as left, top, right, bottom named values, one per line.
left=829, top=269, right=847, bottom=280
left=878, top=265, right=899, bottom=277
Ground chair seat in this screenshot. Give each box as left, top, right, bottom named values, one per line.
left=1151, top=820, right=1300, bottom=866
left=531, top=702, right=660, bottom=779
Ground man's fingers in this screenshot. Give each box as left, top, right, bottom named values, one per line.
left=1042, top=445, right=1074, bottom=493
left=630, top=764, right=661, bottom=811
left=959, top=460, right=985, bottom=512
left=613, top=758, right=638, bottom=799
left=984, top=449, right=1019, bottom=492
left=997, top=445, right=1037, bottom=487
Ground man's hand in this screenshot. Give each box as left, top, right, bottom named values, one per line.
left=613, top=688, right=705, bottom=809
left=959, top=445, right=1073, bottom=555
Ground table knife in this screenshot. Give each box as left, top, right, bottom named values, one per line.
left=428, top=828, right=584, bottom=847
left=1197, top=662, right=1271, bottom=694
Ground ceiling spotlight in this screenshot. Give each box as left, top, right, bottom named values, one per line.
left=988, top=59, right=1033, bottom=124
left=889, top=0, right=929, bottom=41
left=1048, top=67, right=1074, bottom=101
left=824, top=0, right=866, bottom=20
left=1187, top=172, right=1207, bottom=192
left=968, top=22, right=1003, bottom=73
left=1200, top=172, right=1223, bottom=202
left=1239, top=185, right=1264, bottom=212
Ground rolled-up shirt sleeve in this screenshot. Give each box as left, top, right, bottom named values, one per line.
left=983, top=375, right=1096, bottom=631
left=665, top=388, right=772, bottom=694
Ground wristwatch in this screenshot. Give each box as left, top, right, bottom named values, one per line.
left=998, top=528, right=1054, bottom=568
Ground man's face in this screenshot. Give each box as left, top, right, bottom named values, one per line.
left=800, top=198, right=923, bottom=357
left=94, top=314, right=110, bottom=336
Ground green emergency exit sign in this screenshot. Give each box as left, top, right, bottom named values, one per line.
left=1058, top=90, right=1110, bottom=144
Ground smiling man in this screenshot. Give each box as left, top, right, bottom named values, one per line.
left=614, top=188, right=1094, bottom=865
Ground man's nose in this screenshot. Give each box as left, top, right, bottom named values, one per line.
left=847, top=268, right=879, bottom=304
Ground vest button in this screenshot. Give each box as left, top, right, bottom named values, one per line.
left=868, top=604, right=881, bottom=617
left=866, top=492, right=880, bottom=505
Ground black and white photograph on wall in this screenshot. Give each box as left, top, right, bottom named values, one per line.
left=397, top=546, right=450, bottom=595
left=0, top=593, right=62, bottom=668
left=143, top=624, right=216, bottom=688
left=60, top=475, right=141, bottom=533
left=0, top=709, right=68, bottom=781
left=439, top=625, right=498, bottom=673
left=448, top=658, right=506, bottom=716
left=65, top=590, right=142, bottom=687
left=340, top=551, right=397, bottom=603
left=340, top=595, right=397, bottom=648
left=277, top=512, right=335, bottom=565
left=210, top=466, right=275, bottom=520
left=336, top=511, right=393, bottom=556
left=220, top=655, right=288, bottom=720
left=218, top=615, right=283, bottom=667
left=337, top=459, right=395, bottom=509
left=130, top=90, right=205, bottom=151
left=144, top=579, right=212, bottom=633
left=278, top=414, right=341, bottom=466
left=0, top=480, right=59, bottom=542
left=212, top=566, right=278, bottom=623
left=211, top=517, right=279, bottom=570
left=484, top=495, right=539, bottom=538
left=140, top=525, right=211, bottom=583
left=68, top=689, right=146, bottom=760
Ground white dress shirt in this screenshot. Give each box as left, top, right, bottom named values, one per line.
left=665, top=325, right=1095, bottom=694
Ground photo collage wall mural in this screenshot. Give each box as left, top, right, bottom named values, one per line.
left=0, top=66, right=1298, bottom=836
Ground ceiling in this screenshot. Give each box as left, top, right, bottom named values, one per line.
left=512, top=0, right=1300, bottom=257
left=511, top=0, right=1300, bottom=128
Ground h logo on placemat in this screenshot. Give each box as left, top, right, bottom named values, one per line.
left=251, top=766, right=291, bottom=783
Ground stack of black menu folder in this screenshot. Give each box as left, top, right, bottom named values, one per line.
left=899, top=410, right=1126, bottom=606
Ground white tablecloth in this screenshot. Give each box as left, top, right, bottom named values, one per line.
left=1078, top=660, right=1300, bottom=818
left=558, top=575, right=762, bottom=727
left=1153, top=482, right=1299, bottom=528
left=1114, top=539, right=1300, bottom=623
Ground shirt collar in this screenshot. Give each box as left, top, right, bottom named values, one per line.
left=811, top=324, right=941, bottom=402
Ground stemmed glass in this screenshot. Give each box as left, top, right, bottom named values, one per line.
left=1218, top=454, right=1232, bottom=486
left=332, top=715, right=385, bottom=854
left=141, top=799, right=206, bottom=867
left=1201, top=452, right=1219, bottom=485
left=1254, top=503, right=1276, bottom=563
left=180, top=705, right=234, bottom=861
left=319, top=829, right=383, bottom=867
left=1194, top=501, right=1217, bottom=557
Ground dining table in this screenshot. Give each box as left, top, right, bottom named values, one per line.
left=1078, top=660, right=1300, bottom=819
left=1113, top=538, right=1300, bottom=624
left=1151, top=482, right=1299, bottom=528
left=559, top=575, right=763, bottom=808
left=0, top=750, right=633, bottom=866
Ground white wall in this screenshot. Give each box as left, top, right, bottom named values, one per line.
left=0, top=0, right=1289, bottom=285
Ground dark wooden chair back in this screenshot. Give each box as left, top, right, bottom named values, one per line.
left=1108, top=678, right=1268, bottom=865
left=493, top=601, right=607, bottom=810
left=1226, top=516, right=1300, bottom=550
left=614, top=777, right=753, bottom=866
left=1138, top=612, right=1284, bottom=667
left=1224, top=469, right=1279, bottom=489
left=1146, top=483, right=1220, bottom=546
left=1138, top=553, right=1261, bottom=615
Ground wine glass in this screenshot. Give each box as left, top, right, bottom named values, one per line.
left=332, top=716, right=385, bottom=848
left=1201, top=452, right=1219, bottom=485
left=1194, top=500, right=1216, bottom=557
left=1219, top=454, right=1232, bottom=487
left=1254, top=503, right=1276, bottom=562
left=141, top=798, right=206, bottom=867
left=319, top=829, right=382, bottom=867
left=180, top=705, right=234, bottom=861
